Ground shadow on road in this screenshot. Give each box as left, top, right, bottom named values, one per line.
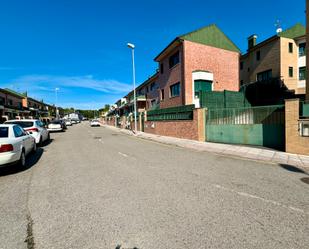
left=41, top=138, right=54, bottom=147
left=279, top=164, right=308, bottom=175
left=300, top=177, right=309, bottom=185
left=0, top=147, right=44, bottom=177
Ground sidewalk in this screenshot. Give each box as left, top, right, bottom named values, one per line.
left=103, top=125, right=309, bottom=171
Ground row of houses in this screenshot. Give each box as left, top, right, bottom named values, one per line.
left=106, top=23, right=307, bottom=118
left=0, top=88, right=62, bottom=123
left=104, top=22, right=309, bottom=155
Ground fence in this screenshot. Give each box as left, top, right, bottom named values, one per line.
left=207, top=105, right=285, bottom=125
left=200, top=90, right=251, bottom=109
left=206, top=105, right=285, bottom=150
left=147, top=105, right=195, bottom=121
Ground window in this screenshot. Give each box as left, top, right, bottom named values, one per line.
left=289, top=67, right=293, bottom=77
left=299, top=43, right=306, bottom=57
left=170, top=82, right=180, bottom=97
left=289, top=42, right=293, bottom=53
left=247, top=67, right=250, bottom=72
left=257, top=69, right=272, bottom=81
left=161, top=89, right=165, bottom=100
left=240, top=62, right=243, bottom=70
left=160, top=63, right=164, bottom=74
left=299, top=67, right=306, bottom=80
left=0, top=97, right=4, bottom=105
left=0, top=127, right=8, bottom=138
left=256, top=51, right=261, bottom=61
left=146, top=86, right=149, bottom=93
left=169, top=51, right=180, bottom=68
left=8, top=99, right=13, bottom=106
left=150, top=82, right=156, bottom=91
left=151, top=99, right=156, bottom=106
left=13, top=126, right=25, bottom=137
left=240, top=80, right=244, bottom=85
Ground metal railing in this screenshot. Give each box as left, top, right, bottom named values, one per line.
left=147, top=105, right=195, bottom=121
left=207, top=105, right=285, bottom=125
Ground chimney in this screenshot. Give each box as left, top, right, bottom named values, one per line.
left=248, top=34, right=257, bottom=50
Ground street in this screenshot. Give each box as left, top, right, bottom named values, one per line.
left=0, top=122, right=309, bottom=249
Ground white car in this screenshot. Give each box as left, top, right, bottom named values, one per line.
left=90, top=119, right=101, bottom=127
left=47, top=120, right=64, bottom=132
left=65, top=119, right=72, bottom=126
left=5, top=119, right=50, bottom=145
left=0, top=124, right=36, bottom=167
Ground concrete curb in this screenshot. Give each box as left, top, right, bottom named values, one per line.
left=102, top=125, right=309, bottom=172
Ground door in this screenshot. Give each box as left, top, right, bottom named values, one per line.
left=194, top=80, right=212, bottom=99
left=13, top=125, right=31, bottom=154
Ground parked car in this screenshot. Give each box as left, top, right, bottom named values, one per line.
left=90, top=119, right=101, bottom=127
left=47, top=120, right=64, bottom=132
left=0, top=124, right=36, bottom=167
left=5, top=119, right=50, bottom=145
left=71, top=119, right=78, bottom=124
left=59, top=119, right=67, bottom=130
left=65, top=119, right=72, bottom=126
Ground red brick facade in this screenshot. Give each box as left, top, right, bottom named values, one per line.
left=144, top=109, right=205, bottom=141
left=155, top=40, right=239, bottom=108
left=157, top=46, right=183, bottom=109
left=183, top=40, right=240, bottom=105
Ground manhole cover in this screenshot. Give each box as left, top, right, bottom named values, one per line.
left=300, top=177, right=309, bottom=185
left=93, top=137, right=102, bottom=139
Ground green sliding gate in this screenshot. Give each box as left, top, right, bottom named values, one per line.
left=206, top=105, right=285, bottom=150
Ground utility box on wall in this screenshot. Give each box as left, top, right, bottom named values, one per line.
left=299, top=120, right=309, bottom=137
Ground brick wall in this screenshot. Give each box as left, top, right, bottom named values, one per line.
left=157, top=45, right=184, bottom=109
left=144, top=109, right=205, bottom=141
left=285, top=99, right=309, bottom=155
left=280, top=37, right=299, bottom=93
left=183, top=40, right=239, bottom=105
left=240, top=38, right=281, bottom=85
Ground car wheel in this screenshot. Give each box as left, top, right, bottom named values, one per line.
left=19, top=150, right=26, bottom=167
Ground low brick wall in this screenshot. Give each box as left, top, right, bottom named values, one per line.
left=285, top=99, right=309, bottom=156
left=144, top=109, right=205, bottom=141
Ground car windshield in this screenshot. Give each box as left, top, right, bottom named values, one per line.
left=6, top=121, right=34, bottom=128
left=0, top=127, right=9, bottom=138
left=51, top=121, right=61, bottom=124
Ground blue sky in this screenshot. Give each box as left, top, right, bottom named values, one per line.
left=0, top=0, right=306, bottom=109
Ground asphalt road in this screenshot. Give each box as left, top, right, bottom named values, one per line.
left=0, top=122, right=309, bottom=249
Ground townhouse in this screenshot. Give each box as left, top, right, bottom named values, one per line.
left=155, top=24, right=240, bottom=109
left=0, top=88, right=59, bottom=123
left=22, top=95, right=50, bottom=118
left=109, top=24, right=241, bottom=117
left=240, top=23, right=306, bottom=95
left=0, top=88, right=26, bottom=121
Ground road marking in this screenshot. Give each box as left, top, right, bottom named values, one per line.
left=118, top=152, right=128, bottom=157
left=214, top=184, right=308, bottom=215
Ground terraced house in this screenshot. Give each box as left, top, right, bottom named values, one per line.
left=0, top=88, right=25, bottom=121
left=154, top=24, right=240, bottom=109
left=240, top=23, right=306, bottom=95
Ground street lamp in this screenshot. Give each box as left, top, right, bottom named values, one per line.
left=55, top=88, right=59, bottom=119
left=127, top=42, right=137, bottom=133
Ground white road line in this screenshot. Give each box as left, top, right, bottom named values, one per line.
left=118, top=152, right=128, bottom=157
left=214, top=184, right=307, bottom=215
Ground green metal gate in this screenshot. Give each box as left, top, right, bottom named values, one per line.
left=206, top=105, right=285, bottom=150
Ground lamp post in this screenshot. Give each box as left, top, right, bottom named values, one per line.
left=127, top=42, right=137, bottom=133
left=55, top=88, right=59, bottom=119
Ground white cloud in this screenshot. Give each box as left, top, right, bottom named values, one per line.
left=7, top=74, right=132, bottom=94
